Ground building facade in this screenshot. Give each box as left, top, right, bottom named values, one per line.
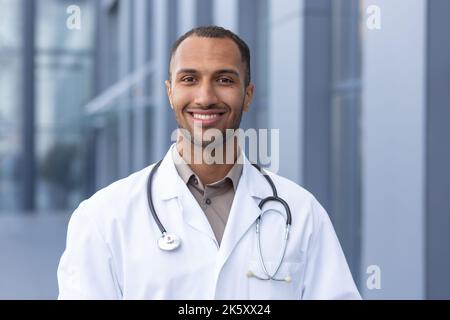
left=0, top=0, right=449, bottom=299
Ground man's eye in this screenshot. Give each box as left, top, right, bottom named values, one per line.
left=181, top=76, right=196, bottom=83
left=218, top=78, right=234, bottom=84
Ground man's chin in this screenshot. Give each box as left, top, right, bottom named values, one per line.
left=178, top=126, right=237, bottom=148
left=192, top=135, right=222, bottom=148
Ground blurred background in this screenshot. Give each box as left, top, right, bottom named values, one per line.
left=0, top=0, right=449, bottom=299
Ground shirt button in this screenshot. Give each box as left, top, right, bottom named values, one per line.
left=193, top=178, right=198, bottom=185
left=205, top=198, right=211, bottom=205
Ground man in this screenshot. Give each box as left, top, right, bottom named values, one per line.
left=58, top=26, right=361, bottom=300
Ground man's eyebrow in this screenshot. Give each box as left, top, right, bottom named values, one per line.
left=216, top=69, right=240, bottom=77
left=176, top=69, right=198, bottom=75
left=175, top=68, right=240, bottom=77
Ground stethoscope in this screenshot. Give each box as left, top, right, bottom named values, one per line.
left=147, top=159, right=293, bottom=282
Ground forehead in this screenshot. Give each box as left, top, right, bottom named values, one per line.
left=171, top=36, right=244, bottom=73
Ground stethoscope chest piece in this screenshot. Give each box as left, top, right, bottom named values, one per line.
left=158, top=233, right=181, bottom=251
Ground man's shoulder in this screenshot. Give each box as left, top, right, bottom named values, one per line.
left=263, top=169, right=316, bottom=203
left=73, top=163, right=157, bottom=222
left=261, top=169, right=329, bottom=222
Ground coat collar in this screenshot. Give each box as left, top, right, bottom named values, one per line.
left=157, top=145, right=183, bottom=200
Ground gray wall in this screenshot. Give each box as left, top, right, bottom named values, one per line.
left=268, top=0, right=303, bottom=184
left=426, top=0, right=450, bottom=300
left=360, top=0, right=426, bottom=299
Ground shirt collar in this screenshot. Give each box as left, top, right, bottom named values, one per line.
left=171, top=144, right=243, bottom=191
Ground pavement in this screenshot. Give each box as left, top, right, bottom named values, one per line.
left=0, top=212, right=71, bottom=299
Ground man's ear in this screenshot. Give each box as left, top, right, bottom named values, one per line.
left=243, top=83, right=254, bottom=112
left=165, top=80, right=173, bottom=109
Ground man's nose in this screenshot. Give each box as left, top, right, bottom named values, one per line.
left=194, top=82, right=219, bottom=107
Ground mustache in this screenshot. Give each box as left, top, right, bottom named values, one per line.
left=184, top=104, right=228, bottom=111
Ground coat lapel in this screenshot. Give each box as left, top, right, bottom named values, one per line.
left=215, top=153, right=274, bottom=272
left=156, top=144, right=217, bottom=244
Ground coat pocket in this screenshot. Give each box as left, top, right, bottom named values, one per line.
left=246, top=260, right=305, bottom=300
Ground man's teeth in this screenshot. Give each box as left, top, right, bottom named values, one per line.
left=192, top=113, right=221, bottom=120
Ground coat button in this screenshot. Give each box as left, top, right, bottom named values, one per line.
left=205, top=198, right=211, bottom=205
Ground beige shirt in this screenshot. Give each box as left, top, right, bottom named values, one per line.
left=172, top=146, right=243, bottom=246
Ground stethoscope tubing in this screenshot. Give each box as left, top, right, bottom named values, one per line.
left=147, top=159, right=293, bottom=280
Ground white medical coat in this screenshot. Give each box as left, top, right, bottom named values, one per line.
left=57, top=144, right=361, bottom=299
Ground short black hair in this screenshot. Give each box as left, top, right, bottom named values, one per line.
left=169, top=26, right=251, bottom=87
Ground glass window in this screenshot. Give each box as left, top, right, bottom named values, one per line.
left=34, top=0, right=95, bottom=210
left=0, top=0, right=23, bottom=211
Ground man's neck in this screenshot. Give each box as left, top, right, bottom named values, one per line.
left=176, top=136, right=240, bottom=185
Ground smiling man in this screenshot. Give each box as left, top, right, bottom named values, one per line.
left=166, top=28, right=254, bottom=185
left=57, top=26, right=361, bottom=300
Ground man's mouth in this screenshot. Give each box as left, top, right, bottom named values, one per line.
left=186, top=110, right=226, bottom=126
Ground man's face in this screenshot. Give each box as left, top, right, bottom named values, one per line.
left=166, top=36, right=254, bottom=147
